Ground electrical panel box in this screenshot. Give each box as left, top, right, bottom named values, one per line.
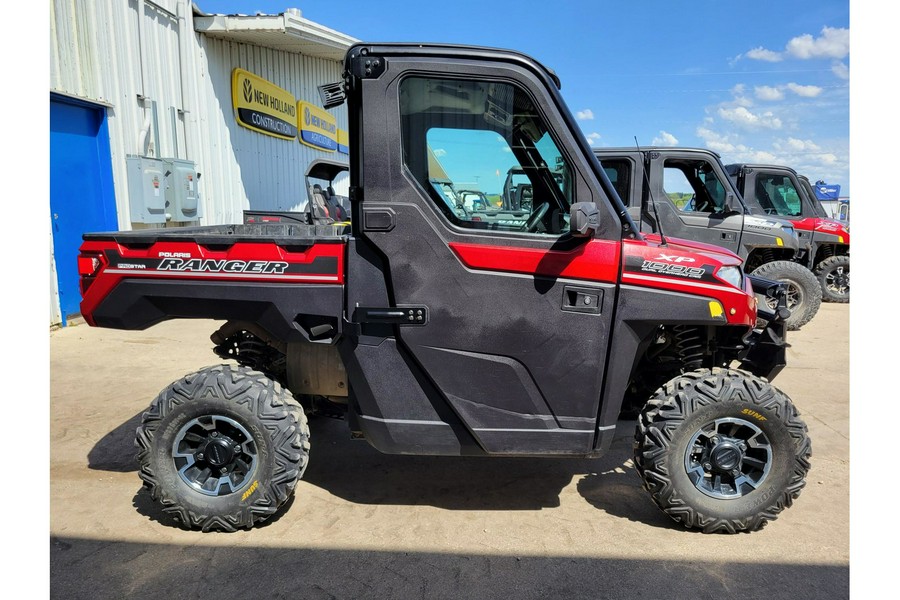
left=126, top=156, right=168, bottom=223
left=165, top=158, right=201, bottom=223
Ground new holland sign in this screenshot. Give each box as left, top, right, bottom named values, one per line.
left=232, top=69, right=298, bottom=140
left=298, top=101, right=338, bottom=151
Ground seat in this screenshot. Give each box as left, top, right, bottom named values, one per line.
left=309, top=184, right=333, bottom=222
left=515, top=184, right=533, bottom=211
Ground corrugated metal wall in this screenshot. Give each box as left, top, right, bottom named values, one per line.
left=195, top=37, right=349, bottom=224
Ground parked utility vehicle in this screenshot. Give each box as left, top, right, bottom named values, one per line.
left=78, top=44, right=809, bottom=534
left=594, top=147, right=822, bottom=330
left=725, top=163, right=850, bottom=303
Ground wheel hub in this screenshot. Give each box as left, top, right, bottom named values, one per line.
left=709, top=441, right=743, bottom=472
left=172, top=415, right=258, bottom=496
left=203, top=437, right=236, bottom=467
left=827, top=267, right=848, bottom=291
left=684, top=417, right=772, bottom=499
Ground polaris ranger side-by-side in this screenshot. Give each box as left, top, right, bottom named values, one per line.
left=594, top=147, right=822, bottom=330
left=725, top=163, right=850, bottom=303
left=78, top=44, right=810, bottom=534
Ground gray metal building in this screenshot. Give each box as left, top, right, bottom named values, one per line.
left=49, top=1, right=356, bottom=326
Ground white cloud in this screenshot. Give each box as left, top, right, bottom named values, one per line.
left=755, top=86, right=784, bottom=101
left=746, top=47, right=783, bottom=62
left=742, top=26, right=849, bottom=64
left=728, top=84, right=754, bottom=107
left=585, top=132, right=602, bottom=146
left=776, top=138, right=821, bottom=152
left=651, top=131, right=679, bottom=146
left=831, top=61, right=850, bottom=80
left=433, top=149, right=447, bottom=157
left=740, top=150, right=779, bottom=163
left=696, top=127, right=743, bottom=154
left=785, top=82, right=823, bottom=97
left=717, top=106, right=782, bottom=130
left=576, top=109, right=595, bottom=120
left=786, top=26, right=849, bottom=60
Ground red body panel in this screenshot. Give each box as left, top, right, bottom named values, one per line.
left=448, top=238, right=621, bottom=284
left=449, top=235, right=755, bottom=327
left=78, top=239, right=345, bottom=325
left=622, top=237, right=755, bottom=326
left=792, top=217, right=850, bottom=243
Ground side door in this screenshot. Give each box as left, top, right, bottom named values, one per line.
left=648, top=151, right=743, bottom=254
left=744, top=168, right=817, bottom=248
left=349, top=48, right=622, bottom=455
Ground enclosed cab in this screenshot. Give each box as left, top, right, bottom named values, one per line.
left=594, top=147, right=822, bottom=329
left=77, top=44, right=810, bottom=534
left=725, top=163, right=850, bottom=303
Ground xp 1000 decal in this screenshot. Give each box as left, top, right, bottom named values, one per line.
left=624, top=254, right=718, bottom=283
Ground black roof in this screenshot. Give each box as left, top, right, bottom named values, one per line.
left=305, top=158, right=349, bottom=181
left=592, top=146, right=723, bottom=158
left=345, top=43, right=561, bottom=89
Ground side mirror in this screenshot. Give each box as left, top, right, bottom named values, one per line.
left=570, top=202, right=600, bottom=237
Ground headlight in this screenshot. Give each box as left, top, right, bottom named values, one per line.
left=716, top=266, right=744, bottom=289
left=781, top=225, right=794, bottom=236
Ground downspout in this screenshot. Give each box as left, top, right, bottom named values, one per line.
left=136, top=0, right=153, bottom=156
left=176, top=0, right=195, bottom=162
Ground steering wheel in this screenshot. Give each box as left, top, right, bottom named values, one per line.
left=522, top=202, right=550, bottom=232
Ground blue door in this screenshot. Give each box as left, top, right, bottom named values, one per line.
left=50, top=94, right=117, bottom=325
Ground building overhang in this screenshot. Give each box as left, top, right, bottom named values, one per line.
left=193, top=6, right=358, bottom=61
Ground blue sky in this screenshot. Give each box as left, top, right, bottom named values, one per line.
left=198, top=0, right=850, bottom=195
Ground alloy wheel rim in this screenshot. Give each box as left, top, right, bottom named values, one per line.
left=684, top=417, right=772, bottom=499
left=172, top=415, right=258, bottom=496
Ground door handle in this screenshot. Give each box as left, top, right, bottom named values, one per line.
left=562, top=285, right=602, bottom=314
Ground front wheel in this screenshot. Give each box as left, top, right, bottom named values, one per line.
left=815, top=255, right=849, bottom=303
left=135, top=364, right=310, bottom=532
left=634, top=368, right=811, bottom=533
left=751, top=260, right=822, bottom=330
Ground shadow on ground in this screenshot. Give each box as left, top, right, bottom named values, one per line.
left=91, top=413, right=673, bottom=528
left=50, top=535, right=849, bottom=600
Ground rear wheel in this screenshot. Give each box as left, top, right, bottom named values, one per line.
left=634, top=368, right=811, bottom=533
left=135, top=364, right=309, bottom=532
left=751, top=260, right=822, bottom=330
left=815, top=255, right=849, bottom=303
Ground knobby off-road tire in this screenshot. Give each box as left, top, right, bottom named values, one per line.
left=815, top=255, right=850, bottom=303
left=135, top=364, right=310, bottom=532
left=751, top=260, right=822, bottom=330
left=634, top=368, right=811, bottom=533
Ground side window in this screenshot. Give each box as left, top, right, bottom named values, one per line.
left=756, top=174, right=802, bottom=217
left=664, top=159, right=727, bottom=213
left=601, top=159, right=632, bottom=205
left=400, top=77, right=573, bottom=235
